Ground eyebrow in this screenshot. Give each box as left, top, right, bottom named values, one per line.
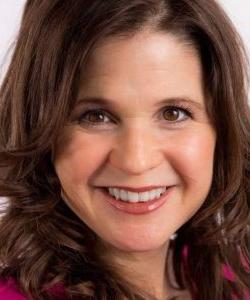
left=75, top=96, right=205, bottom=111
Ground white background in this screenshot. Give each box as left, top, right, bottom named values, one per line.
left=0, top=0, right=250, bottom=81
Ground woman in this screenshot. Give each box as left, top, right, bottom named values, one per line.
left=0, top=0, right=249, bottom=299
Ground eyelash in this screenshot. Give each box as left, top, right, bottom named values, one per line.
left=76, top=105, right=193, bottom=128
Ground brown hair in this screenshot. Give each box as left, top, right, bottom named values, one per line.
left=0, top=0, right=249, bottom=299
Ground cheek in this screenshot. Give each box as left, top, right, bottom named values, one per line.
left=167, top=127, right=216, bottom=187
left=185, top=134, right=215, bottom=171
left=54, top=130, right=110, bottom=185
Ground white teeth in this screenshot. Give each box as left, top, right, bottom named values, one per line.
left=120, top=190, right=127, bottom=201
left=127, top=191, right=139, bottom=202
left=139, top=191, right=149, bottom=202
left=113, top=188, right=119, bottom=200
left=107, top=187, right=167, bottom=202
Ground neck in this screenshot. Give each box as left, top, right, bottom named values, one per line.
left=97, top=240, right=179, bottom=299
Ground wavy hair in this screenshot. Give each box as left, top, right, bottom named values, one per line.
left=0, top=0, right=249, bottom=299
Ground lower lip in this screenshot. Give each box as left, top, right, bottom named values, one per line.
left=99, top=187, right=173, bottom=215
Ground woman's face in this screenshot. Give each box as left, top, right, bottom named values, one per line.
left=53, top=31, right=216, bottom=252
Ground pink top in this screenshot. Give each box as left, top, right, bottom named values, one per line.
left=0, top=277, right=66, bottom=300
left=0, top=266, right=249, bottom=299
left=0, top=278, right=26, bottom=300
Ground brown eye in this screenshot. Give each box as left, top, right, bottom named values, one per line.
left=85, top=111, right=107, bottom=123
left=163, top=107, right=190, bottom=122
left=77, top=109, right=113, bottom=128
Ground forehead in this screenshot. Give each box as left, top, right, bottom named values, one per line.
left=77, top=31, right=204, bottom=109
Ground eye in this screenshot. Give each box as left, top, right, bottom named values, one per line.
left=76, top=105, right=193, bottom=128
left=162, top=106, right=192, bottom=122
left=77, top=109, right=113, bottom=127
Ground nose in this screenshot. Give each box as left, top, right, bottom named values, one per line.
left=109, top=124, right=164, bottom=175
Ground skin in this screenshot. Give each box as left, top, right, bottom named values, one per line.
left=53, top=30, right=216, bottom=299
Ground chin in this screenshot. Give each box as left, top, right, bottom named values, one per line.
left=108, top=236, right=168, bottom=253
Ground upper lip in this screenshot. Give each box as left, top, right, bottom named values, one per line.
left=102, top=185, right=168, bottom=192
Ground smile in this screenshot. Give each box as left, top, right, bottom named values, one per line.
left=107, top=187, right=167, bottom=202
left=100, top=186, right=174, bottom=215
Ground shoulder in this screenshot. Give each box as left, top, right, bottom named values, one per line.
left=0, top=278, right=27, bottom=300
